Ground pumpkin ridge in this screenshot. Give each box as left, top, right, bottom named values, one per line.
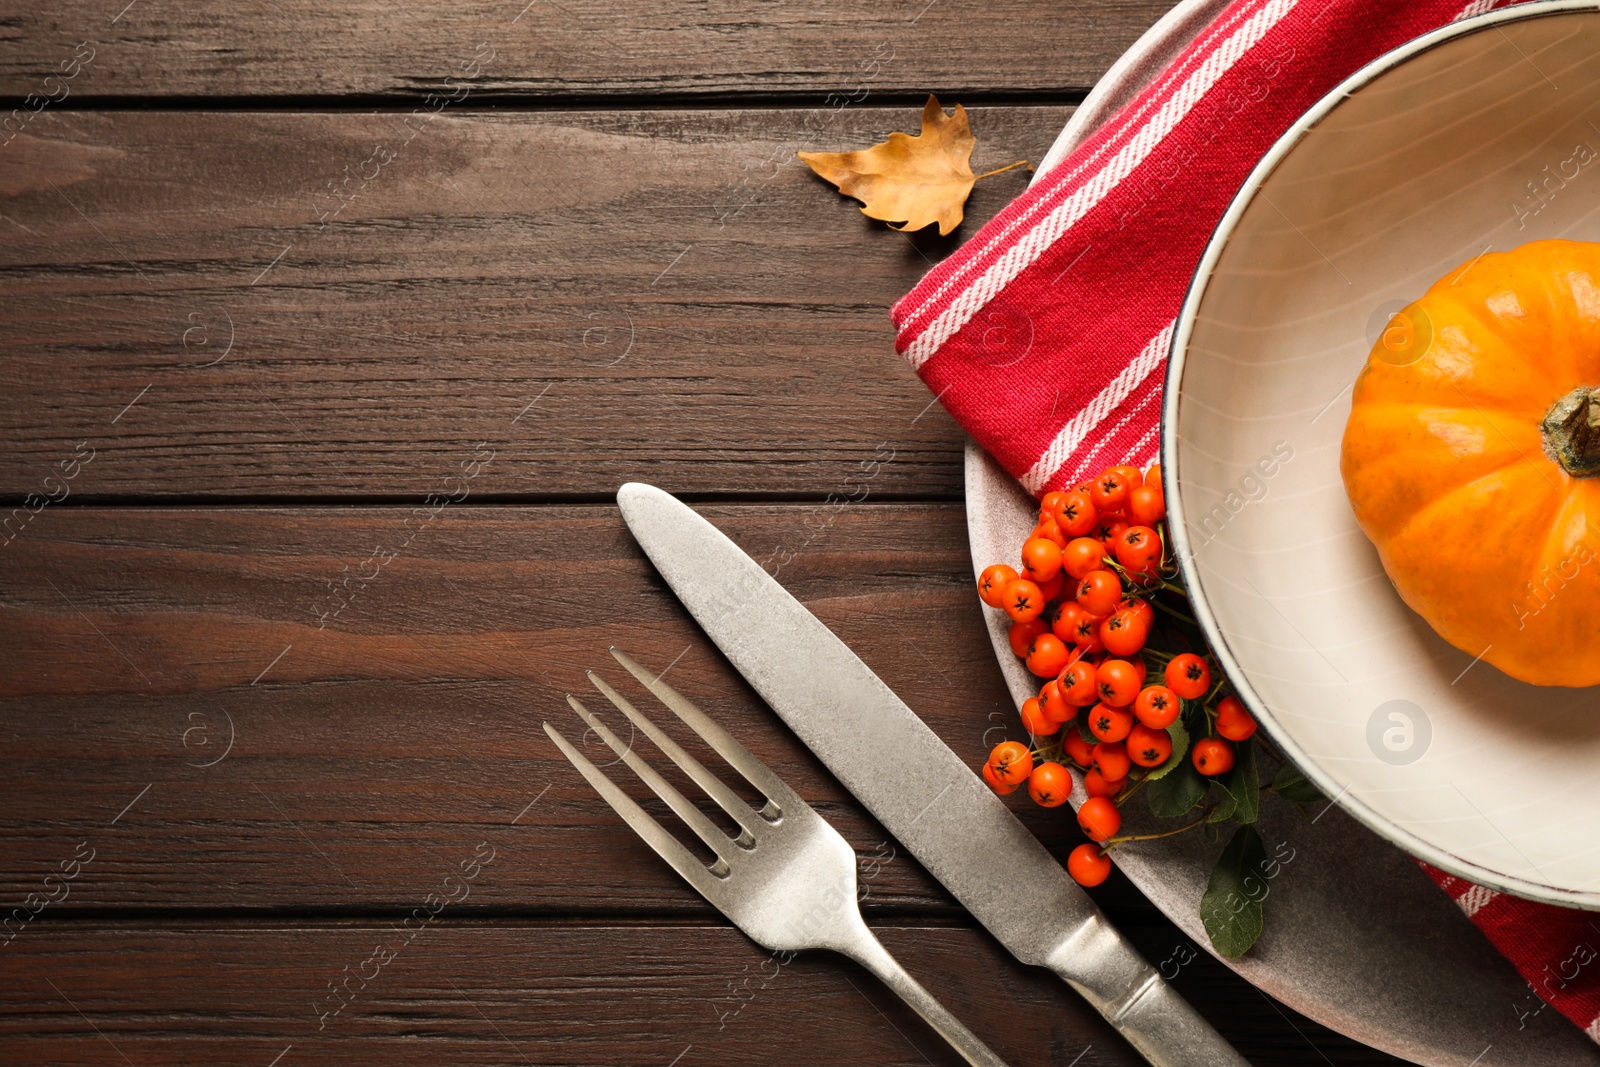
left=1342, top=401, right=1542, bottom=539
left=1404, top=290, right=1564, bottom=419
left=1378, top=453, right=1540, bottom=548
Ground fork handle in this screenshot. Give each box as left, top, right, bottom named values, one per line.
left=842, top=926, right=1012, bottom=1067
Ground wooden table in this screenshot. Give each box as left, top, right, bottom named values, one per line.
left=0, top=4, right=1414, bottom=1064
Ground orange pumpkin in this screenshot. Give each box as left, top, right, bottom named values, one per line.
left=1342, top=239, right=1600, bottom=688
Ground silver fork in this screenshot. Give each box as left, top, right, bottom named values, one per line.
left=543, top=647, right=1010, bottom=1067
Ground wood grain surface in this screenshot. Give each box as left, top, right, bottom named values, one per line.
left=0, top=504, right=1024, bottom=911
left=0, top=107, right=1061, bottom=501
left=0, top=2, right=1171, bottom=101
left=0, top=917, right=1398, bottom=1067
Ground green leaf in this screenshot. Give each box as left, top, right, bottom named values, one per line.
left=1201, top=824, right=1268, bottom=958
left=1147, top=752, right=1206, bottom=817
left=1212, top=739, right=1259, bottom=825
left=1269, top=762, right=1326, bottom=806
left=1207, top=787, right=1237, bottom=823
left=1143, top=719, right=1190, bottom=783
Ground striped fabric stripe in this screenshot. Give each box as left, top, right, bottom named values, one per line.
left=1019, top=322, right=1172, bottom=492
left=893, top=0, right=1266, bottom=338
left=904, top=0, right=1297, bottom=370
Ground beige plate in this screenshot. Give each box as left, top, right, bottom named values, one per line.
left=968, top=1, right=1600, bottom=1062
left=1169, top=0, right=1600, bottom=907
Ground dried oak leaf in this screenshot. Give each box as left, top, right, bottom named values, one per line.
left=799, top=95, right=1024, bottom=236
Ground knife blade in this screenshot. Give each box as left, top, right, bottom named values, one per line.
left=617, top=482, right=1248, bottom=1067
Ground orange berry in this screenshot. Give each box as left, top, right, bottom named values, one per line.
left=1113, top=525, right=1163, bottom=573
left=1061, top=537, right=1106, bottom=580
left=1127, top=485, right=1166, bottom=527
left=1083, top=767, right=1127, bottom=798
left=1067, top=842, right=1112, bottom=886
left=1031, top=516, right=1069, bottom=548
left=1119, top=596, right=1154, bottom=629
left=1110, top=465, right=1144, bottom=490
left=1051, top=600, right=1085, bottom=643
left=1216, top=696, right=1258, bottom=741
left=1089, top=470, right=1132, bottom=512
left=1127, top=723, right=1173, bottom=767
left=1038, top=680, right=1076, bottom=724
left=1097, top=516, right=1130, bottom=550
left=1021, top=537, right=1063, bottom=582
left=1087, top=702, right=1133, bottom=743
left=1062, top=730, right=1097, bottom=769
left=1075, top=569, right=1123, bottom=616
left=1100, top=607, right=1150, bottom=657
left=1053, top=489, right=1098, bottom=537
left=1133, top=684, right=1180, bottom=729
left=1095, top=659, right=1140, bottom=707
left=1192, top=737, right=1236, bottom=777
left=1008, top=618, right=1048, bottom=658
left=1003, top=578, right=1045, bottom=623
left=1018, top=696, right=1058, bottom=737
left=1092, top=738, right=1132, bottom=781
left=1165, top=653, right=1211, bottom=700
left=982, top=760, right=1019, bottom=796
left=1028, top=761, right=1071, bottom=807
left=1068, top=610, right=1107, bottom=653
left=1059, top=659, right=1100, bottom=706
left=1025, top=633, right=1071, bottom=678
left=978, top=564, right=1019, bottom=608
left=1077, top=796, right=1122, bottom=841
left=988, top=740, right=1034, bottom=785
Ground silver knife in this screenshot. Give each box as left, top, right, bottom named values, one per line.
left=617, top=482, right=1250, bottom=1067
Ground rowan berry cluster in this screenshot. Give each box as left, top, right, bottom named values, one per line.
left=976, top=463, right=1259, bottom=887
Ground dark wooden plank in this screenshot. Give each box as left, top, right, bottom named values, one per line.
left=0, top=501, right=1048, bottom=910
left=0, top=106, right=1062, bottom=500
left=0, top=919, right=1405, bottom=1066
left=0, top=2, right=1170, bottom=101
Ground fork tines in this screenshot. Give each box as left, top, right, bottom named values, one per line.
left=543, top=647, right=797, bottom=891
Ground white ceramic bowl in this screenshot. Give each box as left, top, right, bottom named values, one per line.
left=1167, top=0, right=1600, bottom=907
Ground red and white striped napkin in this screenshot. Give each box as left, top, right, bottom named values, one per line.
left=890, top=0, right=1600, bottom=1041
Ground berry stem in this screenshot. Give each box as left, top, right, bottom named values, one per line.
left=1100, top=804, right=1215, bottom=850
left=1112, top=773, right=1151, bottom=808
left=1149, top=596, right=1199, bottom=627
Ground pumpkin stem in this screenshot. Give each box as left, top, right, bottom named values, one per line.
left=1542, top=386, right=1600, bottom=478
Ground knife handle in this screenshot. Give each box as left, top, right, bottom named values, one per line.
left=1045, top=917, right=1250, bottom=1067
left=843, top=925, right=1012, bottom=1067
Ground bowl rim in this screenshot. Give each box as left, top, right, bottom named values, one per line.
left=1162, top=0, right=1600, bottom=909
